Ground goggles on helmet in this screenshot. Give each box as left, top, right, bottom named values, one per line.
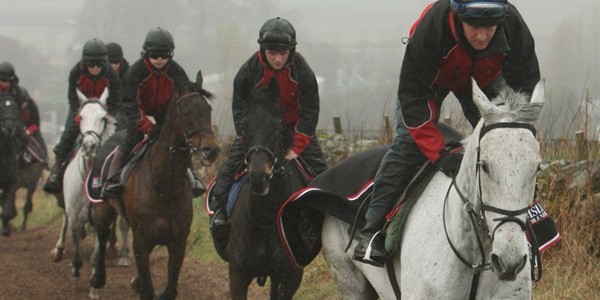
left=451, top=0, right=508, bottom=18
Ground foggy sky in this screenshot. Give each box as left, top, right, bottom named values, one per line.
left=1, top=0, right=599, bottom=142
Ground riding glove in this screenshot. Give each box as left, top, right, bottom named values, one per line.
left=436, top=149, right=463, bottom=177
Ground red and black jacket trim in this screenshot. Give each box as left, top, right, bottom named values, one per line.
left=399, top=0, right=540, bottom=162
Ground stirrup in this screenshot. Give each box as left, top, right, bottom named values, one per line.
left=353, top=231, right=386, bottom=267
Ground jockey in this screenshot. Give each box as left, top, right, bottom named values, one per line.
left=353, top=0, right=541, bottom=267
left=0, top=61, right=47, bottom=160
left=43, top=38, right=122, bottom=194
left=209, top=17, right=328, bottom=234
left=100, top=27, right=205, bottom=200
left=106, top=42, right=130, bottom=81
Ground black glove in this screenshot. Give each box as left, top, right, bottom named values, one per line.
left=436, top=150, right=463, bottom=177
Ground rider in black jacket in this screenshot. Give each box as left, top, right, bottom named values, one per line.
left=353, top=0, right=540, bottom=267
left=43, top=39, right=122, bottom=194
left=210, top=17, right=328, bottom=234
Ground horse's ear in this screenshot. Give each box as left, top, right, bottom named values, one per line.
left=76, top=88, right=88, bottom=106
left=472, top=78, right=501, bottom=117
left=530, top=79, right=545, bottom=104
left=195, top=70, right=203, bottom=90
left=99, top=87, right=109, bottom=106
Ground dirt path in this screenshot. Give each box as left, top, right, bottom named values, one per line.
left=0, top=223, right=270, bottom=300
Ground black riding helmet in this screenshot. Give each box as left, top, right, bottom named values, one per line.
left=142, top=27, right=175, bottom=58
left=450, top=0, right=509, bottom=27
left=106, top=42, right=124, bottom=63
left=0, top=61, right=16, bottom=81
left=82, top=39, right=108, bottom=64
left=257, top=17, right=297, bottom=51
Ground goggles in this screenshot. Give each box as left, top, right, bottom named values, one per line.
left=451, top=0, right=508, bottom=18
left=85, top=61, right=104, bottom=68
left=147, top=51, right=173, bottom=60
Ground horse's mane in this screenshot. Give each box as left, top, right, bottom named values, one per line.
left=482, top=86, right=543, bottom=124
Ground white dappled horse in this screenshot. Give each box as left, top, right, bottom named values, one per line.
left=322, top=79, right=545, bottom=299
left=50, top=88, right=131, bottom=281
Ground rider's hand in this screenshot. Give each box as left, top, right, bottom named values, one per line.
left=284, top=149, right=299, bottom=160
left=436, top=149, right=463, bottom=177
left=137, top=117, right=154, bottom=134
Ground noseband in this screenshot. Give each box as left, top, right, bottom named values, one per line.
left=443, top=122, right=537, bottom=300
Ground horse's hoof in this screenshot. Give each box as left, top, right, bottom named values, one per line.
left=50, top=249, right=64, bottom=262
left=118, top=257, right=132, bottom=267
left=88, top=288, right=100, bottom=299
left=130, top=276, right=140, bottom=293
left=2, top=226, right=10, bottom=237
left=89, top=274, right=106, bottom=289
left=72, top=267, right=81, bottom=277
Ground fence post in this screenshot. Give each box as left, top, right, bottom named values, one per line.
left=575, top=131, right=587, bottom=161
left=381, top=115, right=393, bottom=144
left=333, top=116, right=343, bottom=135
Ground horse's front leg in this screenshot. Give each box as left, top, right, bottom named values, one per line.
left=21, top=188, right=34, bottom=231
left=159, top=238, right=187, bottom=300
left=132, top=232, right=155, bottom=300
left=69, top=221, right=85, bottom=277
left=51, top=210, right=68, bottom=262
left=228, top=264, right=253, bottom=300
left=117, top=216, right=132, bottom=267
left=89, top=202, right=117, bottom=290
left=1, top=187, right=17, bottom=236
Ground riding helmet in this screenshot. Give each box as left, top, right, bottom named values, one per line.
left=257, top=17, right=297, bottom=51
left=106, top=42, right=124, bottom=63
left=450, top=0, right=509, bottom=27
left=0, top=61, right=16, bottom=81
left=82, top=39, right=108, bottom=63
left=142, top=27, right=175, bottom=52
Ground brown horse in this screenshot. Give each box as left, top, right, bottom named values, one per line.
left=89, top=72, right=220, bottom=300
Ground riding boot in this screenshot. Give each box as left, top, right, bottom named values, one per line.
left=187, top=168, right=206, bottom=197
left=101, top=149, right=128, bottom=200
left=353, top=220, right=387, bottom=267
left=43, top=157, right=66, bottom=194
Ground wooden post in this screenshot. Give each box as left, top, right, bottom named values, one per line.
left=382, top=115, right=393, bottom=144
left=575, top=131, right=587, bottom=161
left=333, top=116, right=342, bottom=135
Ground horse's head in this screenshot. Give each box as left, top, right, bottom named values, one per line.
left=169, top=71, right=220, bottom=166
left=464, top=79, right=544, bottom=281
left=76, top=88, right=114, bottom=161
left=241, top=82, right=285, bottom=196
left=0, top=93, right=23, bottom=138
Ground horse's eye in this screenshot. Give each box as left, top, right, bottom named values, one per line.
left=480, top=161, right=489, bottom=174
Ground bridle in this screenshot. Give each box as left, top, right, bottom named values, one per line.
left=78, top=100, right=107, bottom=150
left=443, top=122, right=537, bottom=300
left=161, top=91, right=214, bottom=156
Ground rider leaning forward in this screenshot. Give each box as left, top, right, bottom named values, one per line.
left=353, top=0, right=540, bottom=267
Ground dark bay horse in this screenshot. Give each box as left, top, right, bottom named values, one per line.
left=0, top=92, right=27, bottom=236
left=225, top=88, right=307, bottom=299
left=89, top=72, right=220, bottom=300
left=11, top=135, right=47, bottom=232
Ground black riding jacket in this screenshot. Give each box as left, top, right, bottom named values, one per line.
left=67, top=62, right=122, bottom=117
left=399, top=0, right=540, bottom=162
left=121, top=58, right=190, bottom=130
left=233, top=51, right=320, bottom=155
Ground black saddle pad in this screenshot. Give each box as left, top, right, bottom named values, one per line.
left=84, top=130, right=127, bottom=202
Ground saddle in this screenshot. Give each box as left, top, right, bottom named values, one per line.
left=280, top=146, right=561, bottom=269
